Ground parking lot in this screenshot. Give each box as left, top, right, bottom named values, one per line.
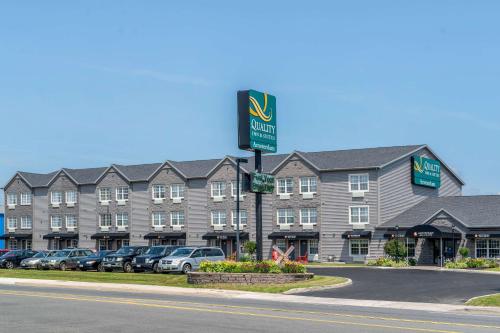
left=306, top=267, right=500, bottom=304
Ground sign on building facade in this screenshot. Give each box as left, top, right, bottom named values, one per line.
left=411, top=155, right=441, bottom=189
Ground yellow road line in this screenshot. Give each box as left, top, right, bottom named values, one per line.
left=3, top=289, right=497, bottom=330
left=0, top=290, right=462, bottom=333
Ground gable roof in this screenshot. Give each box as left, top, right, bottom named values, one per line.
left=3, top=144, right=464, bottom=187
left=380, top=195, right=500, bottom=229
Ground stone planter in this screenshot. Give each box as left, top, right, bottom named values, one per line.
left=187, top=272, right=314, bottom=285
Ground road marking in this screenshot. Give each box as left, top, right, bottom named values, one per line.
left=0, top=289, right=467, bottom=333
left=2, top=289, right=496, bottom=330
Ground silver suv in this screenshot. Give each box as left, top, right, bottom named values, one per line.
left=158, top=247, right=225, bottom=274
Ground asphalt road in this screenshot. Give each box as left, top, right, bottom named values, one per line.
left=307, top=267, right=500, bottom=304
left=1, top=284, right=500, bottom=333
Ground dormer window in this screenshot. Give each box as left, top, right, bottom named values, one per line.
left=152, top=185, right=166, bottom=200
left=116, top=186, right=129, bottom=201
left=211, top=181, right=226, bottom=198
left=170, top=184, right=185, bottom=199
left=277, top=178, right=293, bottom=194
left=99, top=188, right=112, bottom=202
left=51, top=192, right=63, bottom=206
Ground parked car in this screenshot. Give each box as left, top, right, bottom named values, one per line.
left=0, top=249, right=9, bottom=256
left=158, top=247, right=225, bottom=274
left=77, top=250, right=114, bottom=272
left=102, top=246, right=148, bottom=273
left=39, top=248, right=93, bottom=271
left=132, top=246, right=181, bottom=273
left=0, top=250, right=38, bottom=269
left=20, top=250, right=57, bottom=269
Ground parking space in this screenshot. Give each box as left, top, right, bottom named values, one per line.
left=306, top=267, right=500, bottom=304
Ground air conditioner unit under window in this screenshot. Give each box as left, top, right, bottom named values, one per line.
left=172, top=225, right=182, bottom=231
left=117, top=200, right=127, bottom=206
left=213, top=224, right=224, bottom=231
left=153, top=226, right=164, bottom=231
left=153, top=198, right=164, bottom=204
left=172, top=197, right=182, bottom=204
left=279, top=224, right=291, bottom=230
left=302, top=192, right=314, bottom=199
left=66, top=202, right=75, bottom=208
left=279, top=193, right=291, bottom=200
left=351, top=191, right=365, bottom=198
left=302, top=224, right=314, bottom=230
left=51, top=203, right=60, bottom=208
left=213, top=196, right=224, bottom=202
left=100, top=226, right=110, bottom=232
left=7, top=204, right=16, bottom=210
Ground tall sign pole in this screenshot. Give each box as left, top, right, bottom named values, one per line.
left=235, top=157, right=247, bottom=261
left=238, top=90, right=277, bottom=261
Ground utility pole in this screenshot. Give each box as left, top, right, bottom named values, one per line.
left=255, top=150, right=263, bottom=261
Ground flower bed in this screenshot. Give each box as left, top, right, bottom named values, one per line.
left=444, top=258, right=498, bottom=269
left=367, top=257, right=411, bottom=267
left=189, top=260, right=312, bottom=285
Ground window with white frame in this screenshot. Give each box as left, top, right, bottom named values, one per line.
left=116, top=186, right=129, bottom=201
left=300, top=208, right=317, bottom=225
left=350, top=239, right=369, bottom=256
left=476, top=239, right=500, bottom=259
left=407, top=238, right=416, bottom=257
left=211, top=181, right=226, bottom=197
left=349, top=174, right=369, bottom=192
left=232, top=209, right=247, bottom=225
left=277, top=178, right=293, bottom=194
left=275, top=239, right=287, bottom=253
left=7, top=239, right=17, bottom=250
left=231, top=181, right=243, bottom=197
left=7, top=193, right=17, bottom=205
left=152, top=212, right=166, bottom=227
left=20, top=193, right=32, bottom=205
left=7, top=217, right=17, bottom=229
left=170, top=184, right=185, bottom=199
left=170, top=211, right=185, bottom=226
left=66, top=191, right=77, bottom=204
left=20, top=216, right=32, bottom=229
left=99, top=188, right=112, bottom=202
left=277, top=208, right=294, bottom=225
left=51, top=191, right=63, bottom=204
left=152, top=185, right=166, bottom=199
left=66, top=215, right=78, bottom=228
left=51, top=215, right=63, bottom=228
left=300, top=177, right=317, bottom=193
left=99, top=214, right=112, bottom=227
left=349, top=206, right=369, bottom=224
left=116, top=213, right=129, bottom=227
left=309, top=239, right=319, bottom=255
left=211, top=210, right=227, bottom=225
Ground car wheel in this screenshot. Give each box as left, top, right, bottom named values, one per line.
left=5, top=261, right=14, bottom=269
left=153, top=263, right=160, bottom=274
left=59, top=262, right=67, bottom=271
left=35, top=263, right=41, bottom=270
left=97, top=263, right=104, bottom=272
left=182, top=263, right=192, bottom=274
left=123, top=262, right=133, bottom=273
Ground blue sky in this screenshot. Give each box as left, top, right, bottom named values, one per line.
left=1, top=1, right=500, bottom=200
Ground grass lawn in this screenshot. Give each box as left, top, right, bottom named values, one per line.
left=0, top=269, right=347, bottom=294
left=306, top=262, right=366, bottom=267
left=466, top=294, right=500, bottom=307
left=486, top=267, right=500, bottom=272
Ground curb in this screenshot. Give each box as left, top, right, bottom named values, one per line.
left=283, top=278, right=352, bottom=295
left=308, top=265, right=500, bottom=275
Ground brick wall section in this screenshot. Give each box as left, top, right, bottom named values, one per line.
left=187, top=272, right=314, bottom=285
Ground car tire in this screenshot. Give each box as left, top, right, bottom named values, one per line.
left=5, top=261, right=14, bottom=270
left=153, top=263, right=159, bottom=274
left=35, top=264, right=41, bottom=270
left=97, top=263, right=104, bottom=272
left=182, top=263, right=192, bottom=274
left=123, top=262, right=133, bottom=273
left=59, top=262, right=67, bottom=271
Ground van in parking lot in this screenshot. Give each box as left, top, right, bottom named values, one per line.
left=132, top=245, right=181, bottom=273
left=158, top=247, right=225, bottom=274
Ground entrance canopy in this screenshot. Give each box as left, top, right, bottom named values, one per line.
left=405, top=225, right=458, bottom=239
left=342, top=231, right=372, bottom=239
left=0, top=233, right=32, bottom=240
left=90, top=232, right=130, bottom=240
left=43, top=233, right=78, bottom=240
left=202, top=232, right=249, bottom=240
left=144, top=232, right=186, bottom=240
left=267, top=232, right=319, bottom=240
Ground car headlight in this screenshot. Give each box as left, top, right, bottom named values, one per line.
left=50, top=259, right=57, bottom=263
left=116, top=257, right=123, bottom=262
left=146, top=259, right=155, bottom=264
left=87, top=260, right=96, bottom=265
left=171, top=259, right=180, bottom=265
left=77, top=261, right=81, bottom=265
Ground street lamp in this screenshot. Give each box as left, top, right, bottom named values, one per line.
left=395, top=225, right=399, bottom=261
left=451, top=225, right=455, bottom=262
left=235, top=158, right=248, bottom=262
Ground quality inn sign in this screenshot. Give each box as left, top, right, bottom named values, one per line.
left=237, top=90, right=277, bottom=153
left=411, top=155, right=441, bottom=189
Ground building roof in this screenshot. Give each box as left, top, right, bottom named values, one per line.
left=5, top=144, right=457, bottom=187
left=380, top=195, right=500, bottom=229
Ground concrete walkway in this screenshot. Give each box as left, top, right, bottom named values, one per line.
left=1, top=277, right=499, bottom=315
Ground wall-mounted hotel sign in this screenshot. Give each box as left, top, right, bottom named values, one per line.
left=411, top=155, right=441, bottom=189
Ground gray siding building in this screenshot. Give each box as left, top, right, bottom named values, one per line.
left=6, top=144, right=494, bottom=265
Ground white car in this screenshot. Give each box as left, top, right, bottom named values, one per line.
left=158, top=247, right=225, bottom=274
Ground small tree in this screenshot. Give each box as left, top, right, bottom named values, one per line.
left=244, top=241, right=257, bottom=257
left=458, top=247, right=470, bottom=258
left=384, top=239, right=407, bottom=261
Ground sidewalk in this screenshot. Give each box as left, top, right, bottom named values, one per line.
left=309, top=264, right=500, bottom=275
left=1, top=277, right=499, bottom=315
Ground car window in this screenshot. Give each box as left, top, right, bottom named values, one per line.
left=207, top=248, right=224, bottom=257
left=191, top=249, right=203, bottom=258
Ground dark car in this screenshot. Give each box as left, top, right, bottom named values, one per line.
left=132, top=246, right=181, bottom=273
left=102, top=246, right=148, bottom=273
left=20, top=250, right=57, bottom=269
left=77, top=250, right=114, bottom=272
left=0, top=249, right=9, bottom=256
left=0, top=250, right=38, bottom=269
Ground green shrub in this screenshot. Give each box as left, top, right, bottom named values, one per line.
left=408, top=258, right=417, bottom=266
left=198, top=260, right=306, bottom=274
left=367, top=257, right=409, bottom=267
left=243, top=241, right=257, bottom=256
left=384, top=240, right=407, bottom=261
left=458, top=247, right=470, bottom=258
left=444, top=258, right=498, bottom=269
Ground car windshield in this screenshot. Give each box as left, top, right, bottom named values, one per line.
left=145, top=247, right=165, bottom=255
left=47, top=252, right=57, bottom=257
left=114, top=247, right=135, bottom=255
left=3, top=250, right=21, bottom=257
left=32, top=252, right=46, bottom=258
left=98, top=251, right=111, bottom=258
left=169, top=248, right=194, bottom=257
left=54, top=250, right=71, bottom=257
